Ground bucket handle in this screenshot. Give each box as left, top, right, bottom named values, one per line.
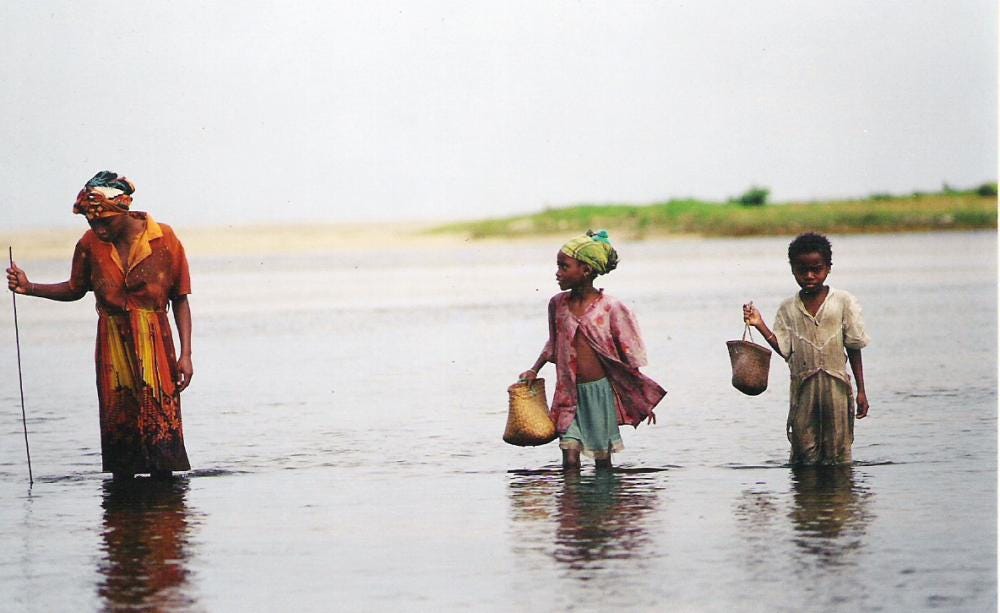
left=742, top=301, right=759, bottom=343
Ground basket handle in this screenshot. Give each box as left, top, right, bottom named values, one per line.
left=528, top=379, right=542, bottom=397
left=514, top=378, right=541, bottom=397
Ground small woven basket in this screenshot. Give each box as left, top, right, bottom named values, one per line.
left=727, top=325, right=772, bottom=396
left=503, top=378, right=557, bottom=446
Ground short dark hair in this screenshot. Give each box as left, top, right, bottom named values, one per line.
left=788, top=232, right=832, bottom=266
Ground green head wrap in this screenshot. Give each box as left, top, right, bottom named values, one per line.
left=560, top=229, right=619, bottom=275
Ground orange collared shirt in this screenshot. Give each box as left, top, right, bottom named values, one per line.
left=69, top=213, right=191, bottom=312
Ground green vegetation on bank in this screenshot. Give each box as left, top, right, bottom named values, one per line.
left=432, top=184, right=997, bottom=239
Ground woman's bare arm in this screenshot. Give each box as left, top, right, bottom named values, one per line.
left=172, top=296, right=193, bottom=392
left=6, top=263, right=86, bottom=301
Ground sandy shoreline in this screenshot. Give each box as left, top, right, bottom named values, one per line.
left=1, top=222, right=541, bottom=262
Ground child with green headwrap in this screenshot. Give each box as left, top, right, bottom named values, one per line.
left=519, top=230, right=665, bottom=468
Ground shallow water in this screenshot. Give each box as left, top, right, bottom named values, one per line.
left=0, top=231, right=995, bottom=612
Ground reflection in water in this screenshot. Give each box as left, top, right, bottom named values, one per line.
left=555, top=471, right=658, bottom=568
left=508, top=469, right=659, bottom=571
left=788, top=465, right=873, bottom=566
left=735, top=465, right=874, bottom=574
left=97, top=478, right=197, bottom=611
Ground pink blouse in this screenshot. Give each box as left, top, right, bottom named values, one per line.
left=539, top=291, right=666, bottom=433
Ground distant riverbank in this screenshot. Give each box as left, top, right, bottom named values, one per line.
left=4, top=189, right=994, bottom=262
left=429, top=190, right=997, bottom=239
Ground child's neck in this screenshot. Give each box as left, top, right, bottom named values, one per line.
left=799, top=285, right=830, bottom=315
left=567, top=283, right=599, bottom=316
left=569, top=283, right=598, bottom=299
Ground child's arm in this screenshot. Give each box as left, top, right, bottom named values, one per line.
left=847, top=348, right=869, bottom=418
left=743, top=302, right=783, bottom=356
left=518, top=356, right=547, bottom=383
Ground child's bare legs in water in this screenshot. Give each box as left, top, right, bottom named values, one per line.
left=562, top=447, right=613, bottom=469
left=562, top=448, right=580, bottom=469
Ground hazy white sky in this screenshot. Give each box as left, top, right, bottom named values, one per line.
left=1, top=1, right=996, bottom=229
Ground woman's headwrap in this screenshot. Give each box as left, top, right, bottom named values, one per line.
left=560, top=229, right=619, bottom=275
left=73, top=171, right=136, bottom=221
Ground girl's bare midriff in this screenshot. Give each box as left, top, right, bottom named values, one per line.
left=574, top=330, right=607, bottom=383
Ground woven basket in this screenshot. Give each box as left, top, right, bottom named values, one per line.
left=727, top=325, right=772, bottom=396
left=503, top=378, right=557, bottom=446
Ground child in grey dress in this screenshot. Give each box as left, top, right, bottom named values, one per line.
left=743, top=233, right=870, bottom=465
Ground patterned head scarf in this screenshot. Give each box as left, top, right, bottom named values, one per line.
left=73, top=171, right=136, bottom=221
left=560, top=229, right=619, bottom=275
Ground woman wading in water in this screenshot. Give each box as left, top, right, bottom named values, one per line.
left=6, top=171, right=194, bottom=480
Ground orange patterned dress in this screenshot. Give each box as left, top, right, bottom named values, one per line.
left=68, top=213, right=192, bottom=473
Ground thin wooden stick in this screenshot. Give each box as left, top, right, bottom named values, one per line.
left=9, top=247, right=33, bottom=486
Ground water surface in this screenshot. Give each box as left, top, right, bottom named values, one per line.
left=1, top=231, right=995, bottom=611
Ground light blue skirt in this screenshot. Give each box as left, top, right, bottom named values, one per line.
left=560, top=378, right=624, bottom=460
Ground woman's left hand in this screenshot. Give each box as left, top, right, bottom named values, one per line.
left=176, top=356, right=194, bottom=392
